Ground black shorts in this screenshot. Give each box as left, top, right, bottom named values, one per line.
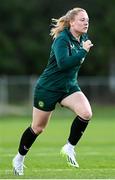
left=33, top=85, right=81, bottom=111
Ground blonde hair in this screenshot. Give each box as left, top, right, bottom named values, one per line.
left=50, top=7, right=86, bottom=39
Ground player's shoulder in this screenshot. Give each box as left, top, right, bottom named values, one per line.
left=52, top=31, right=69, bottom=46
left=53, top=29, right=70, bottom=45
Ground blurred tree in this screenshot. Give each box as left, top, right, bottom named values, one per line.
left=0, top=0, right=114, bottom=76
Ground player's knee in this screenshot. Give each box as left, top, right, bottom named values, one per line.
left=31, top=125, right=44, bottom=135
left=79, top=110, right=92, bottom=120
left=81, top=110, right=92, bottom=120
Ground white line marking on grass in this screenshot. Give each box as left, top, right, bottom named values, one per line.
left=33, top=168, right=74, bottom=172
left=23, top=152, right=115, bottom=157
left=0, top=153, right=14, bottom=157
left=1, top=168, right=115, bottom=173
left=1, top=152, right=115, bottom=157
left=32, top=168, right=115, bottom=172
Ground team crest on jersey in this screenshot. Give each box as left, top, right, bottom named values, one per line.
left=38, top=101, right=44, bottom=108
left=70, top=44, right=75, bottom=49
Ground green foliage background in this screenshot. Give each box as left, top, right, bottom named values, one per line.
left=0, top=0, right=115, bottom=75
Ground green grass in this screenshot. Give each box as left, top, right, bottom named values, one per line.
left=0, top=104, right=115, bottom=179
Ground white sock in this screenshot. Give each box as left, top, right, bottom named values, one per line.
left=66, top=141, right=75, bottom=150
left=15, top=152, right=25, bottom=162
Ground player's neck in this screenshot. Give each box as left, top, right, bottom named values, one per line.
left=70, top=28, right=81, bottom=42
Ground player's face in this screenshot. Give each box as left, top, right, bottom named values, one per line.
left=70, top=11, right=89, bottom=35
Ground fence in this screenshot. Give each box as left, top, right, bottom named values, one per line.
left=0, top=75, right=115, bottom=116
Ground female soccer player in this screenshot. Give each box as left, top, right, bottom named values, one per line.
left=12, top=7, right=93, bottom=175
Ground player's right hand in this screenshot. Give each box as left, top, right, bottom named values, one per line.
left=82, top=40, right=93, bottom=52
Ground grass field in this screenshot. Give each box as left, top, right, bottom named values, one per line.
left=0, top=104, right=115, bottom=179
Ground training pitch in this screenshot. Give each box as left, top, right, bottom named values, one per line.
left=0, top=105, right=115, bottom=179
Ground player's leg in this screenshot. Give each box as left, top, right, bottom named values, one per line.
left=12, top=84, right=61, bottom=175
left=18, top=107, right=52, bottom=156
left=61, top=91, right=92, bottom=119
left=60, top=91, right=92, bottom=167
left=12, top=108, right=52, bottom=175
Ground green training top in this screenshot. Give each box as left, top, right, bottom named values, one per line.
left=37, top=28, right=88, bottom=92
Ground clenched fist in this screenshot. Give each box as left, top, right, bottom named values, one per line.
left=82, top=40, right=93, bottom=52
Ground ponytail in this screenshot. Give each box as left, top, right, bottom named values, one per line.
left=50, top=15, right=69, bottom=39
